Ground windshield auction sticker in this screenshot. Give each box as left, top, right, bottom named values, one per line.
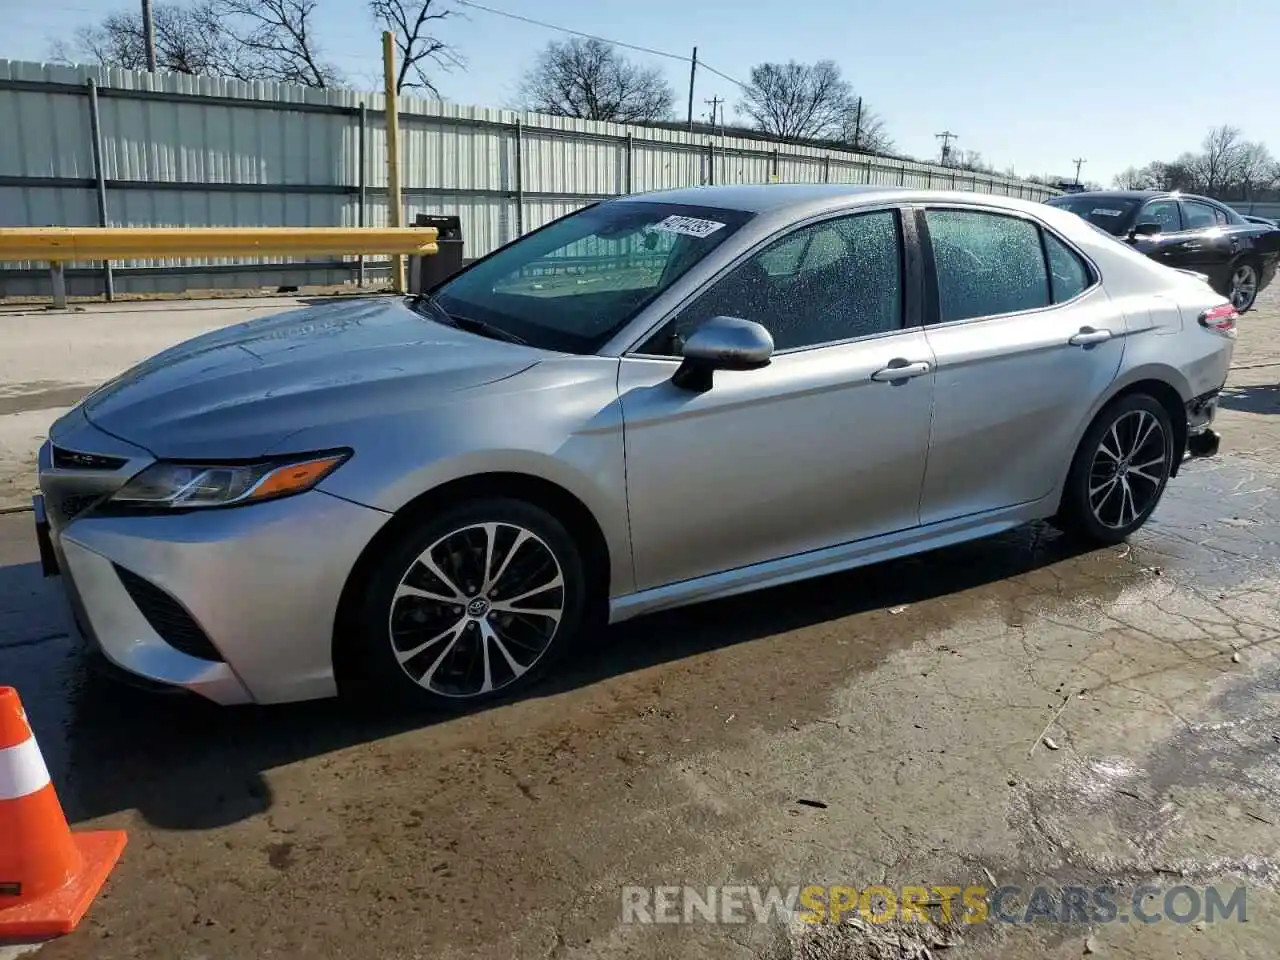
left=1090, top=208, right=1125, bottom=216
left=653, top=215, right=727, bottom=238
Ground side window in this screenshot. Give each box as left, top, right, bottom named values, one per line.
left=1139, top=200, right=1181, bottom=232
left=924, top=210, right=1050, bottom=323
left=659, top=210, right=903, bottom=353
left=1182, top=201, right=1217, bottom=229
left=1213, top=206, right=1230, bottom=225
left=1043, top=232, right=1092, bottom=303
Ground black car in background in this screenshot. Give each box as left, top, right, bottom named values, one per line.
left=1046, top=190, right=1280, bottom=312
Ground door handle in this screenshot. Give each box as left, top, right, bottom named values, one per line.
left=1069, top=328, right=1112, bottom=346
left=871, top=360, right=931, bottom=382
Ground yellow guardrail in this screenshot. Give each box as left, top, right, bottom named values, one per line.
left=0, top=226, right=438, bottom=262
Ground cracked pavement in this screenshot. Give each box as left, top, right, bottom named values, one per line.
left=1, top=290, right=1279, bottom=959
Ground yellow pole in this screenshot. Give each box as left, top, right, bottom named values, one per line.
left=383, top=30, right=406, bottom=293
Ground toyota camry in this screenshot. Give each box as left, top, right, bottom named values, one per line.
left=35, top=185, right=1236, bottom=708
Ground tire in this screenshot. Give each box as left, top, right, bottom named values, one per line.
left=1221, top=258, right=1260, bottom=313
left=1054, top=393, right=1175, bottom=546
left=341, top=497, right=588, bottom=711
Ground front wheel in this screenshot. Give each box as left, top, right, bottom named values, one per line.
left=343, top=497, right=588, bottom=710
left=1054, top=394, right=1175, bottom=545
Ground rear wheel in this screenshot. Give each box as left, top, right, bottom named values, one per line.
left=343, top=498, right=588, bottom=710
left=1224, top=259, right=1260, bottom=313
left=1054, top=394, right=1175, bottom=545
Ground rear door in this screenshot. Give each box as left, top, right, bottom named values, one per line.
left=916, top=205, right=1127, bottom=525
left=1173, top=199, right=1237, bottom=284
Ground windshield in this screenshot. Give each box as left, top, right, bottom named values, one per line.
left=429, top=200, right=753, bottom=353
left=1045, top=196, right=1140, bottom=236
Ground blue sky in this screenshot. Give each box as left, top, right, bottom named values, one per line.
left=6, top=0, right=1279, bottom=183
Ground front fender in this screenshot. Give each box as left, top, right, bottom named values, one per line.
left=296, top=356, right=634, bottom=597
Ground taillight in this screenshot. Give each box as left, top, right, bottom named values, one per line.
left=1198, top=303, right=1238, bottom=337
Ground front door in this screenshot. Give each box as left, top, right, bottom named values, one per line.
left=916, top=206, right=1127, bottom=525
left=619, top=207, right=936, bottom=592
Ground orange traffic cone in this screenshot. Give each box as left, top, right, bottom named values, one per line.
left=0, top=686, right=126, bottom=939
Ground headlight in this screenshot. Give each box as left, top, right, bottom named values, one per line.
left=110, top=451, right=350, bottom=510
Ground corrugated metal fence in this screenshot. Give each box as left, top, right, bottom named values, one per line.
left=0, top=58, right=1061, bottom=298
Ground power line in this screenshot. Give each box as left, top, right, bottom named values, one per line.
left=453, top=0, right=748, bottom=89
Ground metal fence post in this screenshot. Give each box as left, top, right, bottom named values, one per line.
left=49, top=262, right=67, bottom=310
left=86, top=79, right=114, bottom=301
left=514, top=119, right=525, bottom=240
left=358, top=102, right=367, bottom=287
left=626, top=132, right=634, bottom=194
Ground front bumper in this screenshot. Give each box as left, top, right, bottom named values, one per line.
left=41, top=482, right=389, bottom=705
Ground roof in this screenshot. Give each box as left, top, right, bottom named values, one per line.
left=1051, top=190, right=1167, bottom=201
left=617, top=184, right=910, bottom=215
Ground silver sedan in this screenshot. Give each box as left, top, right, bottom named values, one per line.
left=34, top=185, right=1237, bottom=708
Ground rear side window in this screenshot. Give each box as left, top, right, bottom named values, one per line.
left=1043, top=232, right=1092, bottom=303
left=1182, top=201, right=1217, bottom=229
left=924, top=210, right=1050, bottom=323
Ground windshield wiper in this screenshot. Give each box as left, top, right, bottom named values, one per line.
left=449, top=314, right=528, bottom=345
left=408, top=292, right=457, bottom=326
left=408, top=292, right=527, bottom=345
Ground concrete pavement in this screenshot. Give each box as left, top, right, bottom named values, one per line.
left=0, top=291, right=1277, bottom=959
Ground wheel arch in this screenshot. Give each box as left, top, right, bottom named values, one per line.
left=1066, top=372, right=1189, bottom=497
left=331, top=471, right=613, bottom=689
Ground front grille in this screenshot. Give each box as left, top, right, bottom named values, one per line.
left=52, top=445, right=127, bottom=471
left=114, top=565, right=223, bottom=662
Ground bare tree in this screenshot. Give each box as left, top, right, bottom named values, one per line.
left=738, top=60, right=853, bottom=140
left=214, top=0, right=340, bottom=88
left=949, top=149, right=991, bottom=173
left=836, top=98, right=893, bottom=153
left=1235, top=141, right=1279, bottom=199
left=370, top=0, right=461, bottom=95
left=1111, top=166, right=1147, bottom=190
left=53, top=0, right=241, bottom=76
left=518, top=38, right=674, bottom=123
left=1185, top=125, right=1246, bottom=195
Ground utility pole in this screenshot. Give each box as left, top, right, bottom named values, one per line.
left=1072, top=157, right=1086, bottom=185
left=705, top=96, right=723, bottom=130
left=141, top=0, right=157, bottom=72
left=686, top=47, right=698, bottom=132
left=935, top=130, right=957, bottom=166
left=383, top=31, right=405, bottom=293
left=851, top=96, right=863, bottom=150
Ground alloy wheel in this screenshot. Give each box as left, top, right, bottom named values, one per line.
left=1230, top=264, right=1258, bottom=312
left=1087, top=409, right=1169, bottom=530
left=387, top=522, right=565, bottom=698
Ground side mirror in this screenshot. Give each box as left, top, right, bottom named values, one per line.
left=671, top=316, right=774, bottom=393
left=1130, top=221, right=1162, bottom=239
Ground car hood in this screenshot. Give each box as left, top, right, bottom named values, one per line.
left=70, top=297, right=544, bottom=459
